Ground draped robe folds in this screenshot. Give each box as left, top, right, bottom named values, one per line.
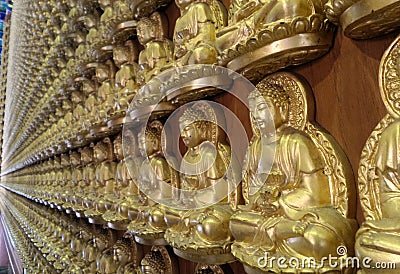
left=232, top=127, right=355, bottom=263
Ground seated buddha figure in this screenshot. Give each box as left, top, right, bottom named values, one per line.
left=62, top=150, right=82, bottom=212
left=355, top=39, right=400, bottom=271
left=137, top=12, right=173, bottom=85
left=48, top=156, right=63, bottom=205
left=229, top=74, right=357, bottom=273
left=91, top=61, right=116, bottom=127
left=82, top=79, right=98, bottom=134
left=82, top=228, right=115, bottom=274
left=173, top=0, right=227, bottom=66
left=127, top=120, right=174, bottom=244
left=102, top=133, right=142, bottom=229
left=71, top=90, right=87, bottom=143
left=164, top=101, right=239, bottom=263
left=73, top=146, right=96, bottom=216
left=110, top=40, right=139, bottom=120
left=84, top=138, right=117, bottom=224
left=97, top=233, right=143, bottom=274
left=138, top=246, right=178, bottom=274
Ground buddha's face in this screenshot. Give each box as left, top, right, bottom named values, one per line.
left=113, top=48, right=129, bottom=68
left=94, top=147, right=107, bottom=162
left=181, top=123, right=203, bottom=148
left=138, top=24, right=156, bottom=45
left=139, top=132, right=158, bottom=157
left=114, top=138, right=123, bottom=160
left=123, top=131, right=137, bottom=156
left=250, top=95, right=285, bottom=136
left=96, top=67, right=110, bottom=83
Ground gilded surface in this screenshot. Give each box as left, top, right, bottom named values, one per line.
left=230, top=72, right=357, bottom=273
left=340, top=0, right=400, bottom=39
left=164, top=101, right=239, bottom=264
left=356, top=35, right=400, bottom=273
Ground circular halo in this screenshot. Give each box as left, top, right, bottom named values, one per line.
left=379, top=35, right=400, bottom=119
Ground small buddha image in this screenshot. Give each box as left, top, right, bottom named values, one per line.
left=136, top=120, right=172, bottom=200
left=102, top=133, right=142, bottom=229
left=84, top=138, right=117, bottom=224
left=164, top=101, right=240, bottom=264
left=110, top=40, right=139, bottom=120
left=356, top=120, right=400, bottom=272
left=173, top=0, right=227, bottom=66
left=73, top=145, right=96, bottom=216
left=137, top=12, right=173, bottom=85
left=229, top=73, right=357, bottom=273
left=94, top=60, right=117, bottom=126
left=126, top=121, right=175, bottom=244
left=355, top=37, right=400, bottom=273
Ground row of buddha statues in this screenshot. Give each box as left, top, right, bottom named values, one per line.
left=2, top=0, right=400, bottom=274
left=0, top=14, right=10, bottom=165
left=3, top=0, right=400, bottom=174
left=1, top=190, right=185, bottom=274
left=1, top=69, right=388, bottom=274
left=4, top=38, right=400, bottom=271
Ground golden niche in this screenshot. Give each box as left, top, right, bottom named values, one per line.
left=356, top=35, right=400, bottom=273
left=229, top=72, right=358, bottom=273
left=164, top=101, right=240, bottom=265
left=127, top=120, right=174, bottom=245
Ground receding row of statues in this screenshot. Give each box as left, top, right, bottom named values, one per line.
left=3, top=0, right=400, bottom=173
left=1, top=67, right=396, bottom=273
left=2, top=0, right=400, bottom=274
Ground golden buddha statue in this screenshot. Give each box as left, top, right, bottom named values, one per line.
left=75, top=145, right=96, bottom=217
left=109, top=40, right=139, bottom=122
left=83, top=228, right=115, bottom=273
left=137, top=12, right=173, bottom=85
left=127, top=120, right=174, bottom=245
left=164, top=101, right=239, bottom=264
left=82, top=79, right=98, bottom=133
left=71, top=90, right=87, bottom=144
left=84, top=138, right=117, bottom=224
left=102, top=133, right=141, bottom=229
left=356, top=35, right=400, bottom=273
left=62, top=150, right=82, bottom=213
left=97, top=233, right=143, bottom=274
left=48, top=156, right=63, bottom=206
left=93, top=60, right=116, bottom=128
left=216, top=0, right=334, bottom=81
left=173, top=0, right=227, bottom=66
left=229, top=72, right=357, bottom=273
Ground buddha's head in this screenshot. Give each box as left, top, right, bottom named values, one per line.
left=249, top=83, right=289, bottom=136
left=113, top=134, right=123, bottom=161
left=70, top=150, right=81, bottom=167
left=179, top=102, right=216, bottom=149
left=80, top=145, right=94, bottom=165
left=94, top=138, right=113, bottom=162
left=96, top=63, right=111, bottom=83
left=137, top=17, right=157, bottom=45
left=113, top=45, right=130, bottom=68
left=138, top=121, right=163, bottom=157
left=140, top=250, right=166, bottom=274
